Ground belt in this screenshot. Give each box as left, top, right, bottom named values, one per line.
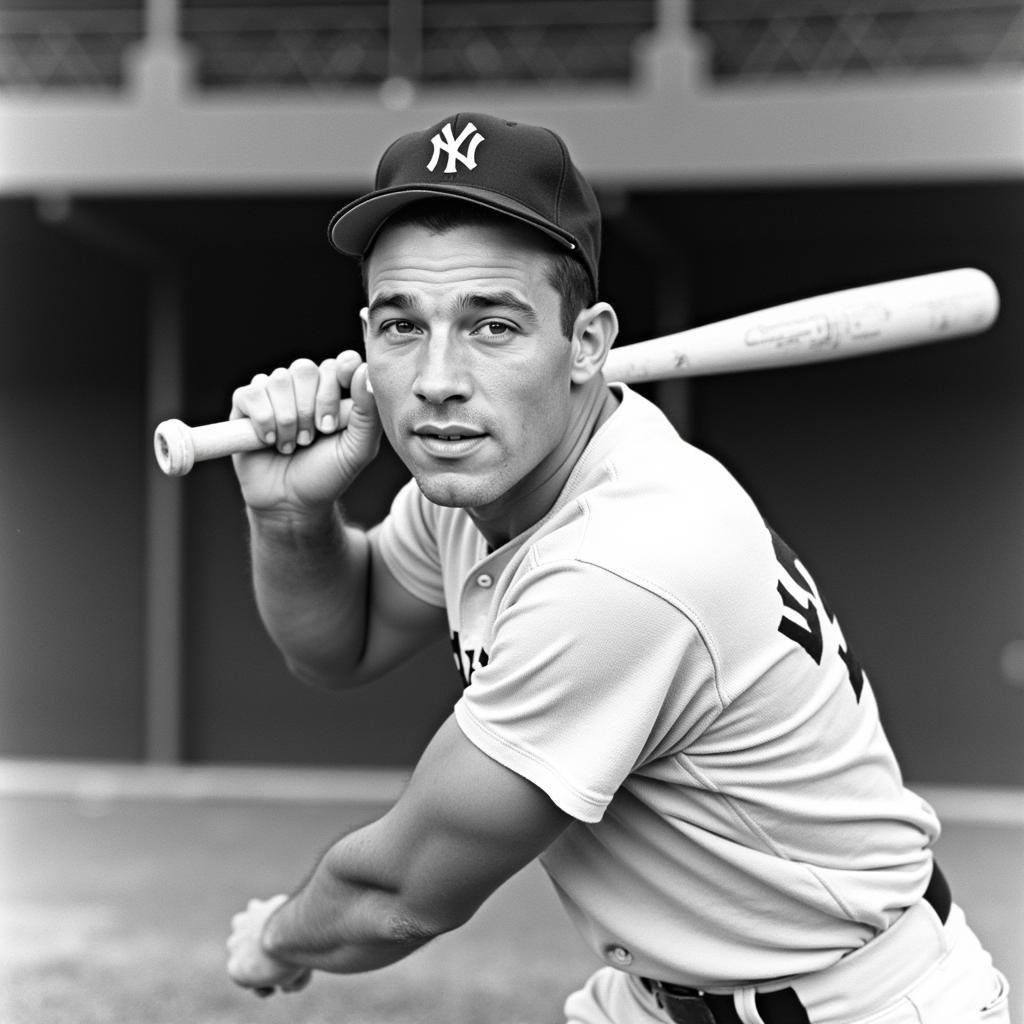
left=641, top=863, right=952, bottom=1024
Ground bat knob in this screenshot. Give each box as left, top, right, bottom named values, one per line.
left=154, top=419, right=195, bottom=477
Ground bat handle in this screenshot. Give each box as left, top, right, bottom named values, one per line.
left=154, top=417, right=264, bottom=476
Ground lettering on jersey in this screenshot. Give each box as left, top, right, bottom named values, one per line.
left=770, top=528, right=865, bottom=701
left=450, top=630, right=490, bottom=688
left=774, top=540, right=824, bottom=664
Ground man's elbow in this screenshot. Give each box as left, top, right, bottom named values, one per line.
left=283, top=654, right=371, bottom=692
left=381, top=906, right=451, bottom=948
left=261, top=903, right=446, bottom=973
left=397, top=888, right=482, bottom=943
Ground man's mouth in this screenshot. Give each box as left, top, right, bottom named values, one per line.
left=414, top=425, right=484, bottom=441
left=412, top=425, right=487, bottom=456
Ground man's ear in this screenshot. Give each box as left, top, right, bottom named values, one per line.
left=359, top=306, right=370, bottom=345
left=570, top=302, right=619, bottom=385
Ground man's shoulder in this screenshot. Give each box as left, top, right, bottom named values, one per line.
left=571, top=460, right=766, bottom=573
left=581, top=387, right=763, bottom=546
left=587, top=383, right=736, bottom=488
left=528, top=397, right=774, bottom=605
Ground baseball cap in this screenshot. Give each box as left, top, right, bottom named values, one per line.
left=327, top=112, right=601, bottom=291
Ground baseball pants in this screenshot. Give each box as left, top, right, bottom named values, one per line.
left=563, top=903, right=1011, bottom=1024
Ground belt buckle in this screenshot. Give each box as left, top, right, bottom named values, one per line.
left=652, top=982, right=718, bottom=1024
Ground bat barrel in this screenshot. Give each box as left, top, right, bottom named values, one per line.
left=603, top=267, right=999, bottom=385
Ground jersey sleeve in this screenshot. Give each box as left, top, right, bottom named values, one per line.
left=453, top=559, right=722, bottom=822
left=371, top=479, right=447, bottom=608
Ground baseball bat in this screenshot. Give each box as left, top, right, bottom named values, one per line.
left=153, top=267, right=998, bottom=476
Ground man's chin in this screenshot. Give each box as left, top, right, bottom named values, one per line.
left=412, top=470, right=500, bottom=510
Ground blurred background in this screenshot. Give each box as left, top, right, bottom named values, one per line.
left=0, top=1, right=1022, bottom=1021
left=2, top=0, right=1023, bottom=780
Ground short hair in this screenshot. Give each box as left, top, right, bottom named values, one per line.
left=360, top=198, right=596, bottom=338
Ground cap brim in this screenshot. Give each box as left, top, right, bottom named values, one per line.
left=327, top=185, right=580, bottom=260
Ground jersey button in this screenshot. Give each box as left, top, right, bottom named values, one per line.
left=476, top=573, right=493, bottom=588
left=605, top=944, right=633, bottom=967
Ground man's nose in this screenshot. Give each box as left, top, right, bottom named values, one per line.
left=413, top=338, right=471, bottom=404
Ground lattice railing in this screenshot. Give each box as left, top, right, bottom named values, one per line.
left=419, top=1, right=656, bottom=84
left=0, top=7, right=143, bottom=90
left=183, top=3, right=391, bottom=88
left=691, top=0, right=1024, bottom=78
left=1, top=0, right=1022, bottom=92
left=185, top=1, right=657, bottom=88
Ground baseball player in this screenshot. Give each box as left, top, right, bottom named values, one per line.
left=224, top=112, right=1011, bottom=1023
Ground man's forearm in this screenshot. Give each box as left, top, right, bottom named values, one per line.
left=249, top=505, right=371, bottom=687
left=260, top=830, right=439, bottom=974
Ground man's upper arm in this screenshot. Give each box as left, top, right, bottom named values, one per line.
left=351, top=529, right=449, bottom=681
left=370, top=714, right=573, bottom=934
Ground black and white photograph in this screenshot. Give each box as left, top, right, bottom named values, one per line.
left=1, top=2, right=1022, bottom=1022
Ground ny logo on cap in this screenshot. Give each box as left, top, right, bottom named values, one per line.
left=427, top=121, right=485, bottom=174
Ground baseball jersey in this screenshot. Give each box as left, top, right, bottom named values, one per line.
left=374, top=383, right=940, bottom=989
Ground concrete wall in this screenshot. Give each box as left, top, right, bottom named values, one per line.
left=0, top=201, right=148, bottom=758
left=1, top=182, right=1021, bottom=784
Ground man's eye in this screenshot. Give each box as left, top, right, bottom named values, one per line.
left=382, top=320, right=417, bottom=335
left=477, top=321, right=512, bottom=338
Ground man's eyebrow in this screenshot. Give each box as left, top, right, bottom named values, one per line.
left=453, top=291, right=540, bottom=326
left=367, top=289, right=541, bottom=326
left=366, top=292, right=417, bottom=318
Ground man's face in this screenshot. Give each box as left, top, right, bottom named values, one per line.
left=361, top=218, right=577, bottom=515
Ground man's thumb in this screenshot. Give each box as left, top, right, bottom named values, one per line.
left=350, top=363, right=379, bottom=417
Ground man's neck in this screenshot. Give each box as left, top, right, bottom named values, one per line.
left=468, top=381, right=619, bottom=550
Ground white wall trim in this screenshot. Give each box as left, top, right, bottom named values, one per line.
left=912, top=784, right=1024, bottom=827
left=1, top=760, right=1021, bottom=825
left=0, top=759, right=410, bottom=806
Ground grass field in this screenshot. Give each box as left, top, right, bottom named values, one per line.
left=1, top=791, right=601, bottom=1024
left=2, top=773, right=1021, bottom=1024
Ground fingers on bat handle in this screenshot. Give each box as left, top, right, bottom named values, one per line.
left=154, top=417, right=263, bottom=477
